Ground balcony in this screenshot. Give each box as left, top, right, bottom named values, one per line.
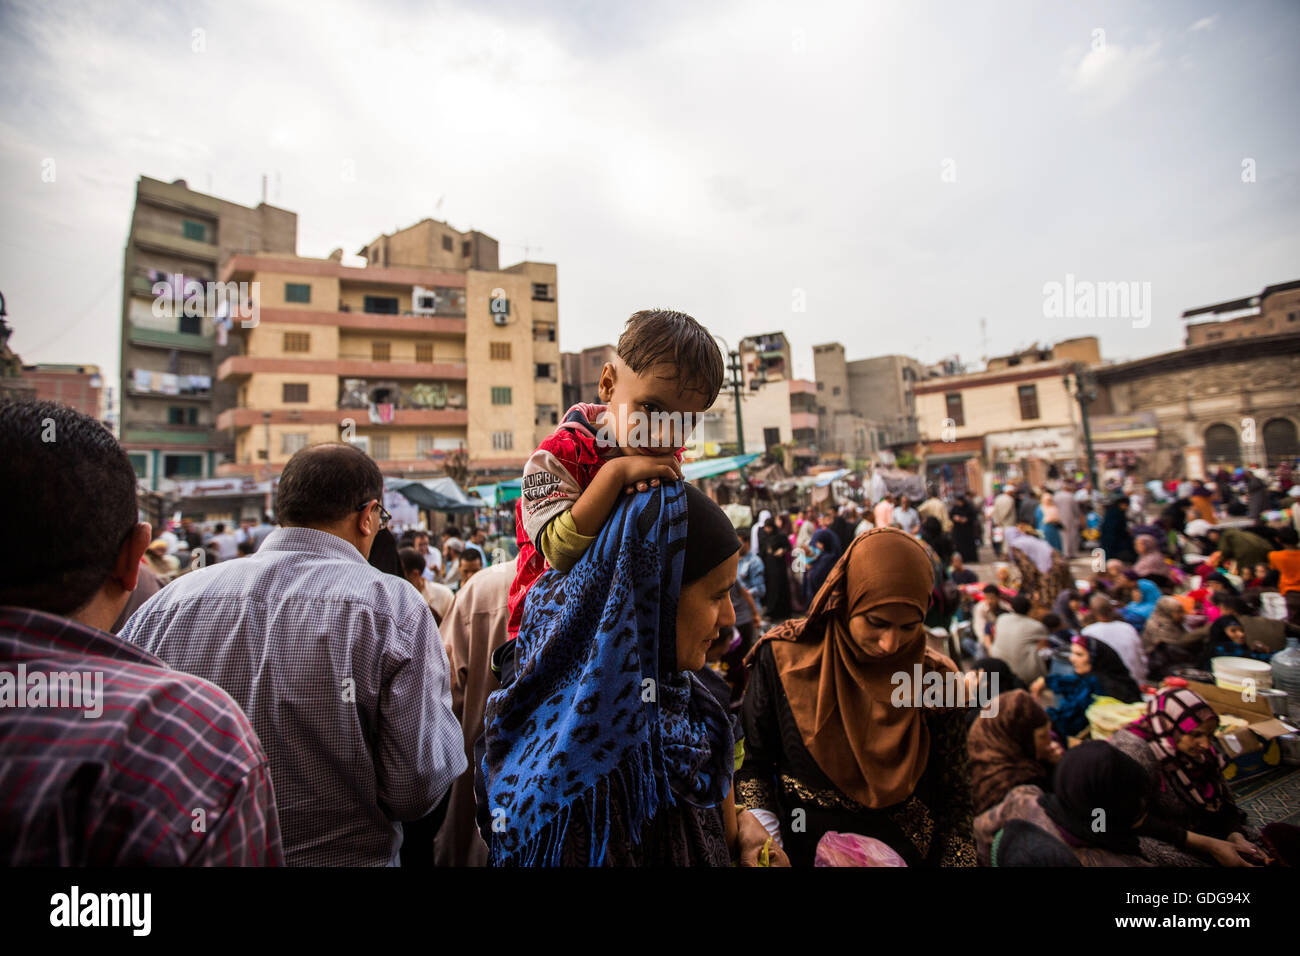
left=216, top=407, right=469, bottom=430
left=129, top=322, right=212, bottom=352
left=252, top=307, right=466, bottom=334
left=121, top=425, right=216, bottom=446
left=790, top=411, right=819, bottom=431
left=217, top=355, right=468, bottom=382
left=132, top=227, right=218, bottom=262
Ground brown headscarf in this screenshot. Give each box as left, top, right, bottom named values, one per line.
left=966, top=689, right=1051, bottom=815
left=751, top=526, right=955, bottom=808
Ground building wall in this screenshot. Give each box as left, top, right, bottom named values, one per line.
left=914, top=364, right=1074, bottom=442
left=1098, top=351, right=1300, bottom=473
left=465, top=269, right=541, bottom=468
left=22, top=365, right=104, bottom=420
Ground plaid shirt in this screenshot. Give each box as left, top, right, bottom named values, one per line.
left=0, top=606, right=282, bottom=866
left=120, top=527, right=466, bottom=866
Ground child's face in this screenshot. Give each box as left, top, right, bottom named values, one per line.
left=597, top=358, right=711, bottom=455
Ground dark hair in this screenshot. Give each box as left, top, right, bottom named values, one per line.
left=237, top=539, right=255, bottom=556
left=615, top=309, right=724, bottom=405
left=1042, top=612, right=1062, bottom=631
left=983, top=584, right=1000, bottom=596
left=1011, top=594, right=1032, bottom=615
left=214, top=522, right=226, bottom=534
left=1281, top=527, right=1299, bottom=547
left=276, top=443, right=383, bottom=526
left=398, top=546, right=425, bottom=577
left=0, top=400, right=139, bottom=615
left=367, top=528, right=403, bottom=577
left=461, top=545, right=485, bottom=566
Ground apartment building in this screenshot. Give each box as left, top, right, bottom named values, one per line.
left=561, top=344, right=617, bottom=410
left=20, top=363, right=106, bottom=423
left=811, top=344, right=929, bottom=460
left=913, top=337, right=1100, bottom=493
left=215, top=218, right=560, bottom=478
left=1182, top=279, right=1300, bottom=346
left=119, top=176, right=297, bottom=490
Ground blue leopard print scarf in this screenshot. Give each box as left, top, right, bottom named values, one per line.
left=481, top=483, right=734, bottom=866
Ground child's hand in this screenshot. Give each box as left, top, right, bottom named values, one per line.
left=615, top=454, right=682, bottom=494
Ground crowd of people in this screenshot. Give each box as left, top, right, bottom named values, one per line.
left=3, top=308, right=1298, bottom=868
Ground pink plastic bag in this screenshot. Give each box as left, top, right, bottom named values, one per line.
left=813, top=831, right=908, bottom=867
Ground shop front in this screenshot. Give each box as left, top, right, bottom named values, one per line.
left=984, top=426, right=1077, bottom=493
left=1089, top=412, right=1160, bottom=482
left=922, top=437, right=983, bottom=497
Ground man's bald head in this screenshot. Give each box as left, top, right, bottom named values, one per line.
left=276, top=443, right=383, bottom=528
left=1089, top=593, right=1116, bottom=620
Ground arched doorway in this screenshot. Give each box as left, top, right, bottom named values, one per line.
left=1203, top=423, right=1240, bottom=465
left=1263, top=418, right=1300, bottom=467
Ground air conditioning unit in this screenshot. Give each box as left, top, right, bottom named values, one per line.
left=493, top=313, right=509, bottom=326
left=412, top=286, right=438, bottom=315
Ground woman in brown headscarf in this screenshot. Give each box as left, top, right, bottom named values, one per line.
left=735, top=527, right=978, bottom=866
left=967, top=689, right=1062, bottom=816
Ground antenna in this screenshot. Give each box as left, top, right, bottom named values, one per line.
left=261, top=174, right=267, bottom=205
left=979, top=316, right=987, bottom=363
left=502, top=239, right=544, bottom=260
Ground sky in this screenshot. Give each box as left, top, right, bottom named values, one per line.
left=1, top=0, right=1297, bottom=393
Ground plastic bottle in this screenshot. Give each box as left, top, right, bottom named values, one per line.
left=1272, top=636, right=1300, bottom=722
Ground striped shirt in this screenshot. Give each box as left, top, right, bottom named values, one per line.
left=0, top=606, right=282, bottom=866
left=119, top=527, right=466, bottom=866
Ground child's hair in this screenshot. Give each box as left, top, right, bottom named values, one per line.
left=616, top=309, right=724, bottom=405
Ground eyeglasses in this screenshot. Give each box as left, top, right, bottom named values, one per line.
left=357, top=498, right=391, bottom=529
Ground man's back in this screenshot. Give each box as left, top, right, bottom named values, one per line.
left=991, top=612, right=1048, bottom=684
left=119, top=526, right=466, bottom=865
left=1, top=607, right=281, bottom=866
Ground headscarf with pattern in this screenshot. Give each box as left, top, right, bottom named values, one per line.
left=1123, top=688, right=1225, bottom=812
left=750, top=527, right=955, bottom=808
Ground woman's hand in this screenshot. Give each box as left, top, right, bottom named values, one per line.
left=736, top=810, right=790, bottom=867
left=1205, top=835, right=1259, bottom=867
left=1029, top=676, right=1047, bottom=698
left=1227, top=831, right=1268, bottom=864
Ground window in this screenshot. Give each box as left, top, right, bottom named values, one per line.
left=178, top=314, right=201, bottom=335
left=167, top=406, right=198, bottom=425
left=490, top=342, right=512, bottom=360
left=280, top=432, right=309, bottom=455
left=415, top=343, right=434, bottom=363
left=1017, top=384, right=1040, bottom=420
left=442, top=235, right=453, bottom=252
left=128, top=453, right=148, bottom=478
left=372, top=341, right=391, bottom=362
left=163, top=454, right=203, bottom=478
left=370, top=436, right=390, bottom=461
left=832, top=386, right=841, bottom=396
left=532, top=282, right=552, bottom=301
left=492, top=431, right=514, bottom=450
left=182, top=220, right=206, bottom=242
left=282, top=383, right=308, bottom=403
left=536, top=363, right=554, bottom=380
left=283, top=332, right=311, bottom=353
left=462, top=240, right=471, bottom=258
left=285, top=283, right=311, bottom=303
left=945, top=392, right=965, bottom=427
left=764, top=427, right=780, bottom=449
left=416, top=434, right=436, bottom=456
left=416, top=292, right=436, bottom=311
left=363, top=295, right=399, bottom=314
left=382, top=248, right=389, bottom=268
left=816, top=382, right=824, bottom=391
left=492, top=386, right=512, bottom=405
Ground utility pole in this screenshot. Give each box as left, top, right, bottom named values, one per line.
left=1065, top=364, right=1099, bottom=492
left=728, top=349, right=745, bottom=455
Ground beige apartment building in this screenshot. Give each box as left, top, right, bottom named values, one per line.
left=913, top=337, right=1100, bottom=493
left=119, top=176, right=297, bottom=490
left=214, top=218, right=560, bottom=478
left=1182, top=279, right=1300, bottom=346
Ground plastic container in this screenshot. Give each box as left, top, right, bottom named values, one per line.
left=1212, top=656, right=1272, bottom=693
left=1272, top=637, right=1300, bottom=722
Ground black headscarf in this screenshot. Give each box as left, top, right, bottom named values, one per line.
left=1038, top=740, right=1150, bottom=854
left=367, top=528, right=404, bottom=578
left=992, top=819, right=1082, bottom=867
left=1080, top=636, right=1143, bottom=703
left=681, top=482, right=741, bottom=585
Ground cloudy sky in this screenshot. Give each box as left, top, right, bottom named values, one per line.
left=2, top=0, right=1297, bottom=392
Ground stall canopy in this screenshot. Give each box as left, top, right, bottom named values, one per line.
left=682, top=453, right=761, bottom=482
left=384, top=476, right=479, bottom=512
left=470, top=478, right=523, bottom=507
